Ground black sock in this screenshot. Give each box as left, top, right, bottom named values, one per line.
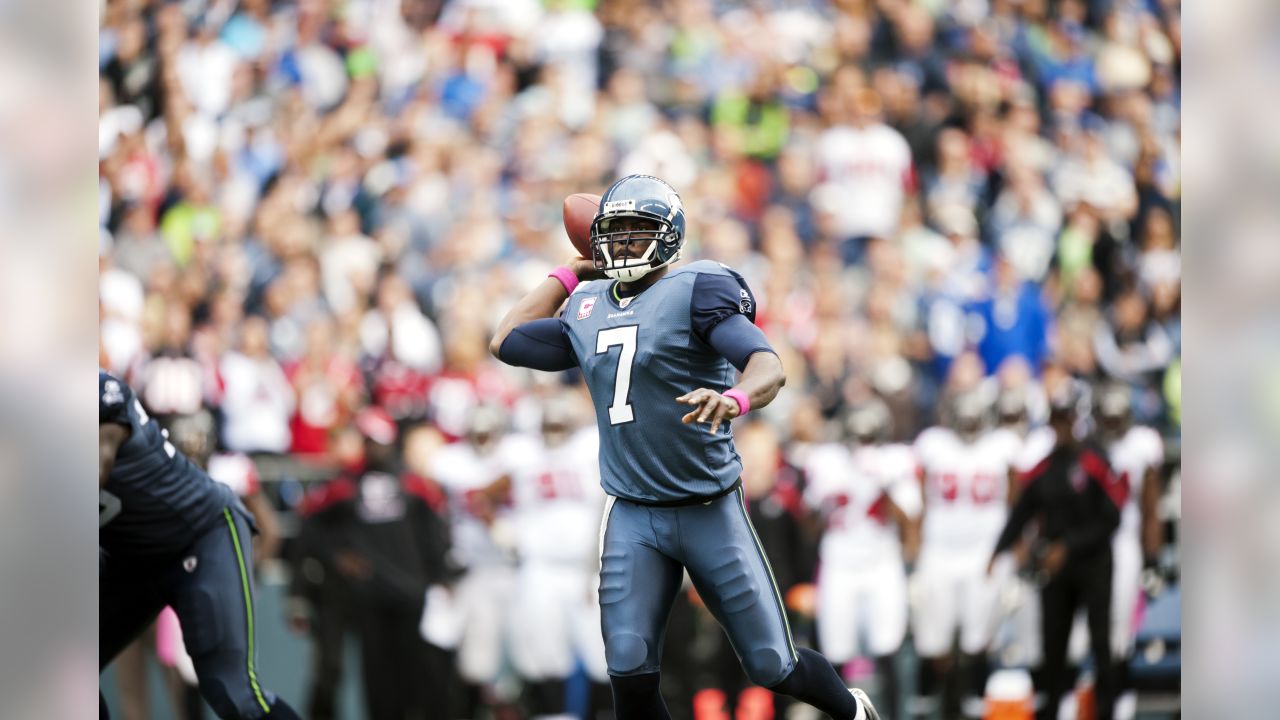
left=265, top=698, right=302, bottom=719
left=611, top=672, right=671, bottom=720
left=918, top=657, right=938, bottom=701
left=941, top=657, right=961, bottom=718
left=526, top=679, right=567, bottom=714
left=962, top=653, right=990, bottom=703
left=875, top=654, right=900, bottom=720
left=589, top=681, right=613, bottom=719
left=767, top=648, right=860, bottom=720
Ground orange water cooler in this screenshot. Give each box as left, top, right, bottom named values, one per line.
left=984, top=669, right=1035, bottom=720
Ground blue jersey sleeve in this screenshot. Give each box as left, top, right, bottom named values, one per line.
left=691, top=271, right=774, bottom=371
left=497, top=318, right=577, bottom=372
left=707, top=314, right=775, bottom=372
left=99, top=370, right=131, bottom=426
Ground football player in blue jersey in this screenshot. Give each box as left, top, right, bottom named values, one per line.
left=490, top=175, right=879, bottom=720
left=99, top=369, right=300, bottom=720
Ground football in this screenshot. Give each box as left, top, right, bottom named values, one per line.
left=562, top=193, right=601, bottom=258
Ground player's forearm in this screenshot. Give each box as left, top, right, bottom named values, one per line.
left=99, top=446, right=114, bottom=488
left=733, top=351, right=786, bottom=411
left=245, top=492, right=282, bottom=562
left=1141, top=467, right=1162, bottom=560
left=99, top=424, right=129, bottom=488
left=489, top=279, right=570, bottom=358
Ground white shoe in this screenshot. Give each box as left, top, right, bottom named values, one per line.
left=850, top=688, right=882, bottom=720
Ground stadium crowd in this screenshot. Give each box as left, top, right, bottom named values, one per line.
left=99, top=0, right=1180, bottom=718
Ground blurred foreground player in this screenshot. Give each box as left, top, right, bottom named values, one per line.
left=491, top=175, right=879, bottom=720
left=99, top=369, right=300, bottom=720
left=150, top=410, right=285, bottom=719
left=989, top=384, right=1126, bottom=720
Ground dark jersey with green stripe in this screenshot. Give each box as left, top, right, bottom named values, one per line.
left=99, top=369, right=237, bottom=558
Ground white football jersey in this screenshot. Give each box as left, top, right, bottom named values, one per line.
left=814, top=123, right=912, bottom=240
left=507, top=428, right=606, bottom=565
left=206, top=452, right=260, bottom=498
left=805, top=443, right=920, bottom=567
left=914, top=427, right=1020, bottom=554
left=432, top=438, right=522, bottom=568
left=1014, top=425, right=1056, bottom=473
left=1107, top=425, right=1163, bottom=540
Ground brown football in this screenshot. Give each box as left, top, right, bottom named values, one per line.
left=562, top=193, right=601, bottom=259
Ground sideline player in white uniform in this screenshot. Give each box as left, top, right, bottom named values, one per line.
left=506, top=396, right=611, bottom=719
left=806, top=401, right=921, bottom=720
left=430, top=404, right=521, bottom=710
left=911, top=392, right=1021, bottom=718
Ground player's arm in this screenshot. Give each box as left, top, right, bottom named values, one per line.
left=244, top=490, right=282, bottom=566
left=678, top=272, right=785, bottom=433
left=99, top=423, right=130, bottom=488
left=1140, top=464, right=1162, bottom=562
left=882, top=494, right=922, bottom=564
left=885, top=469, right=924, bottom=564
left=489, top=257, right=601, bottom=369
left=989, top=471, right=1041, bottom=572
left=1006, top=467, right=1022, bottom=507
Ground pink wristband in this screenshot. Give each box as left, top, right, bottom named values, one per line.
left=723, top=389, right=750, bottom=416
left=548, top=266, right=580, bottom=295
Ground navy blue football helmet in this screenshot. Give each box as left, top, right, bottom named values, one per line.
left=590, top=175, right=686, bottom=282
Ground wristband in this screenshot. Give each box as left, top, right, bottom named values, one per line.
left=723, top=389, right=750, bottom=416
left=548, top=266, right=580, bottom=295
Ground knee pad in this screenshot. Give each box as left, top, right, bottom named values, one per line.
left=742, top=647, right=788, bottom=687
left=604, top=632, right=649, bottom=675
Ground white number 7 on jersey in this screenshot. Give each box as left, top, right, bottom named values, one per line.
left=596, top=325, right=638, bottom=425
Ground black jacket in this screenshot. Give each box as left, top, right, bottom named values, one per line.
left=994, top=443, right=1125, bottom=565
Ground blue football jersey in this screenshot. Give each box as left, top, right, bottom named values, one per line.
left=100, top=370, right=237, bottom=557
left=560, top=260, right=763, bottom=503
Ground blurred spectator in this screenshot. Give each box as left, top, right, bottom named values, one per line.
left=220, top=315, right=294, bottom=453
left=1094, top=289, right=1175, bottom=388
left=287, top=316, right=363, bottom=458
left=970, top=256, right=1054, bottom=377
left=814, top=84, right=913, bottom=264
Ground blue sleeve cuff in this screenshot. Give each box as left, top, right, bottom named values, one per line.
left=707, top=313, right=776, bottom=372
left=497, top=319, right=577, bottom=371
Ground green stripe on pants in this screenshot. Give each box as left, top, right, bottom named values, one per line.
left=223, top=509, right=271, bottom=714
left=736, top=487, right=798, bottom=661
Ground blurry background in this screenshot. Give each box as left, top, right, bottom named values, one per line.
left=95, top=0, right=1183, bottom=718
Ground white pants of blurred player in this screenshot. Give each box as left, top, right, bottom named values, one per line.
left=455, top=564, right=518, bottom=684
left=816, top=557, right=908, bottom=662
left=508, top=559, right=608, bottom=683
left=911, top=549, right=1010, bottom=657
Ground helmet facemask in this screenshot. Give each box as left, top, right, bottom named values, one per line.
left=590, top=213, right=682, bottom=283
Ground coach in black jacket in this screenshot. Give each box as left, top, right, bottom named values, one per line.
left=989, top=385, right=1128, bottom=720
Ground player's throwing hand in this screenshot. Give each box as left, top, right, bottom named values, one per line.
left=677, top=388, right=740, bottom=434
